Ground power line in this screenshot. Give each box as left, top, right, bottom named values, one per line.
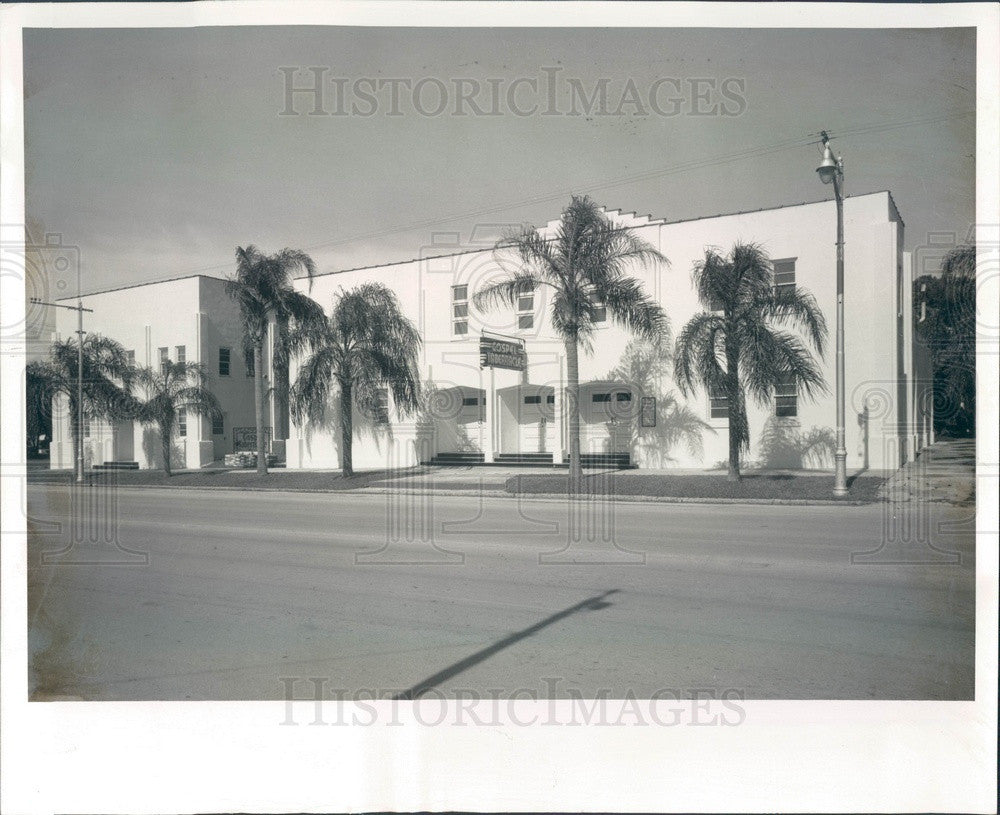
left=161, top=109, right=976, bottom=278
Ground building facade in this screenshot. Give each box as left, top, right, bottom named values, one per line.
left=48, top=190, right=933, bottom=473
left=50, top=275, right=260, bottom=470
left=286, top=191, right=933, bottom=473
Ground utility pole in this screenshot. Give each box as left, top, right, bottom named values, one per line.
left=815, top=131, right=848, bottom=496
left=30, top=297, right=93, bottom=482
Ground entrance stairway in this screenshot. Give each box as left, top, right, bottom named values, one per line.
left=580, top=452, right=634, bottom=469
left=92, top=461, right=139, bottom=470
left=424, top=451, right=485, bottom=465
left=494, top=452, right=554, bottom=465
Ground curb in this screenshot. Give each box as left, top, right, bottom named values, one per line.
left=28, top=480, right=878, bottom=506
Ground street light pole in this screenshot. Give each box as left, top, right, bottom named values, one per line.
left=817, top=131, right=848, bottom=496
left=30, top=297, right=93, bottom=482
left=76, top=299, right=85, bottom=483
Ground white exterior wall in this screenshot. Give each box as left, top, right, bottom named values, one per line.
left=287, top=191, right=919, bottom=473
left=51, top=275, right=255, bottom=470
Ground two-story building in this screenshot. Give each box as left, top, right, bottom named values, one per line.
left=48, top=190, right=933, bottom=474
left=50, top=274, right=261, bottom=470
left=285, top=190, right=933, bottom=473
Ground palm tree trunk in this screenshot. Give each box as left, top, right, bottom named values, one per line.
left=161, top=419, right=172, bottom=477
left=340, top=380, right=354, bottom=477
left=254, top=339, right=268, bottom=475
left=727, top=401, right=741, bottom=482
left=725, top=343, right=742, bottom=482
left=565, top=337, right=582, bottom=485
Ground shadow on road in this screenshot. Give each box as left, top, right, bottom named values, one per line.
left=394, top=589, right=620, bottom=700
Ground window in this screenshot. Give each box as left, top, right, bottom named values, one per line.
left=158, top=347, right=169, bottom=374
left=773, top=259, right=796, bottom=295
left=546, top=394, right=555, bottom=404
left=126, top=350, right=135, bottom=365
left=245, top=349, right=255, bottom=378
left=591, top=300, right=607, bottom=323
left=452, top=285, right=469, bottom=336
left=219, top=347, right=231, bottom=376
left=212, top=414, right=224, bottom=435
left=524, top=395, right=541, bottom=404
left=175, top=345, right=186, bottom=365
left=516, top=281, right=534, bottom=331
left=775, top=373, right=797, bottom=418
left=616, top=392, right=632, bottom=402
left=592, top=393, right=612, bottom=403
left=83, top=415, right=91, bottom=437
left=373, top=388, right=389, bottom=424
left=178, top=409, right=187, bottom=437
left=462, top=396, right=480, bottom=406
left=709, top=383, right=728, bottom=419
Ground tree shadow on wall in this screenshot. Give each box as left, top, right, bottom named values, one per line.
left=415, top=380, right=479, bottom=455
left=606, top=338, right=715, bottom=466
left=757, top=416, right=836, bottom=470
left=141, top=426, right=185, bottom=470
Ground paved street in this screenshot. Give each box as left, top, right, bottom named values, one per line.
left=26, top=484, right=975, bottom=701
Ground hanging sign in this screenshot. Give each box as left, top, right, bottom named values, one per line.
left=479, top=336, right=526, bottom=371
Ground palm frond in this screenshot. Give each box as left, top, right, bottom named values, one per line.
left=673, top=311, right=726, bottom=395
left=766, top=286, right=828, bottom=357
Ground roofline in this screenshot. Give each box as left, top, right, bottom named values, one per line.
left=53, top=190, right=902, bottom=296
left=302, top=189, right=900, bottom=282
left=56, top=272, right=227, bottom=301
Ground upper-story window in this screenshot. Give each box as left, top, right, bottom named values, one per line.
left=774, top=373, right=798, bottom=418
left=175, top=345, right=186, bottom=365
left=773, top=259, right=796, bottom=295
left=245, top=349, right=255, bottom=378
left=218, top=347, right=231, bottom=377
left=591, top=299, right=607, bottom=323
left=709, top=383, right=728, bottom=419
left=452, top=285, right=469, bottom=336
left=516, top=281, right=534, bottom=330
left=158, top=347, right=169, bottom=374
left=126, top=350, right=135, bottom=366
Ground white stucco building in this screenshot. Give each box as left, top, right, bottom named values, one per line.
left=49, top=190, right=933, bottom=473
left=286, top=190, right=933, bottom=473
left=50, top=274, right=261, bottom=470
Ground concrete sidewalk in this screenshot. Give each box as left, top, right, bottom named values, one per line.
left=878, top=438, right=976, bottom=504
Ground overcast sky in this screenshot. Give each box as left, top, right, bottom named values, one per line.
left=24, top=26, right=975, bottom=296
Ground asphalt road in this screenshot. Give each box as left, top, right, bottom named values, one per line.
left=26, top=484, right=975, bottom=700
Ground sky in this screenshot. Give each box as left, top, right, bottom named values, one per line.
left=23, top=26, right=975, bottom=298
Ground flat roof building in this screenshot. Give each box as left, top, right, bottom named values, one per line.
left=51, top=190, right=933, bottom=474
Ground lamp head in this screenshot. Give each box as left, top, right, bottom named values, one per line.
left=816, top=143, right=839, bottom=185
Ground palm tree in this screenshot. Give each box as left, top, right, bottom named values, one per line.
left=290, top=282, right=422, bottom=477
left=226, top=246, right=324, bottom=474
left=132, top=360, right=223, bottom=476
left=914, top=243, right=976, bottom=436
left=27, top=334, right=135, bottom=474
left=674, top=242, right=828, bottom=481
left=473, top=195, right=668, bottom=482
